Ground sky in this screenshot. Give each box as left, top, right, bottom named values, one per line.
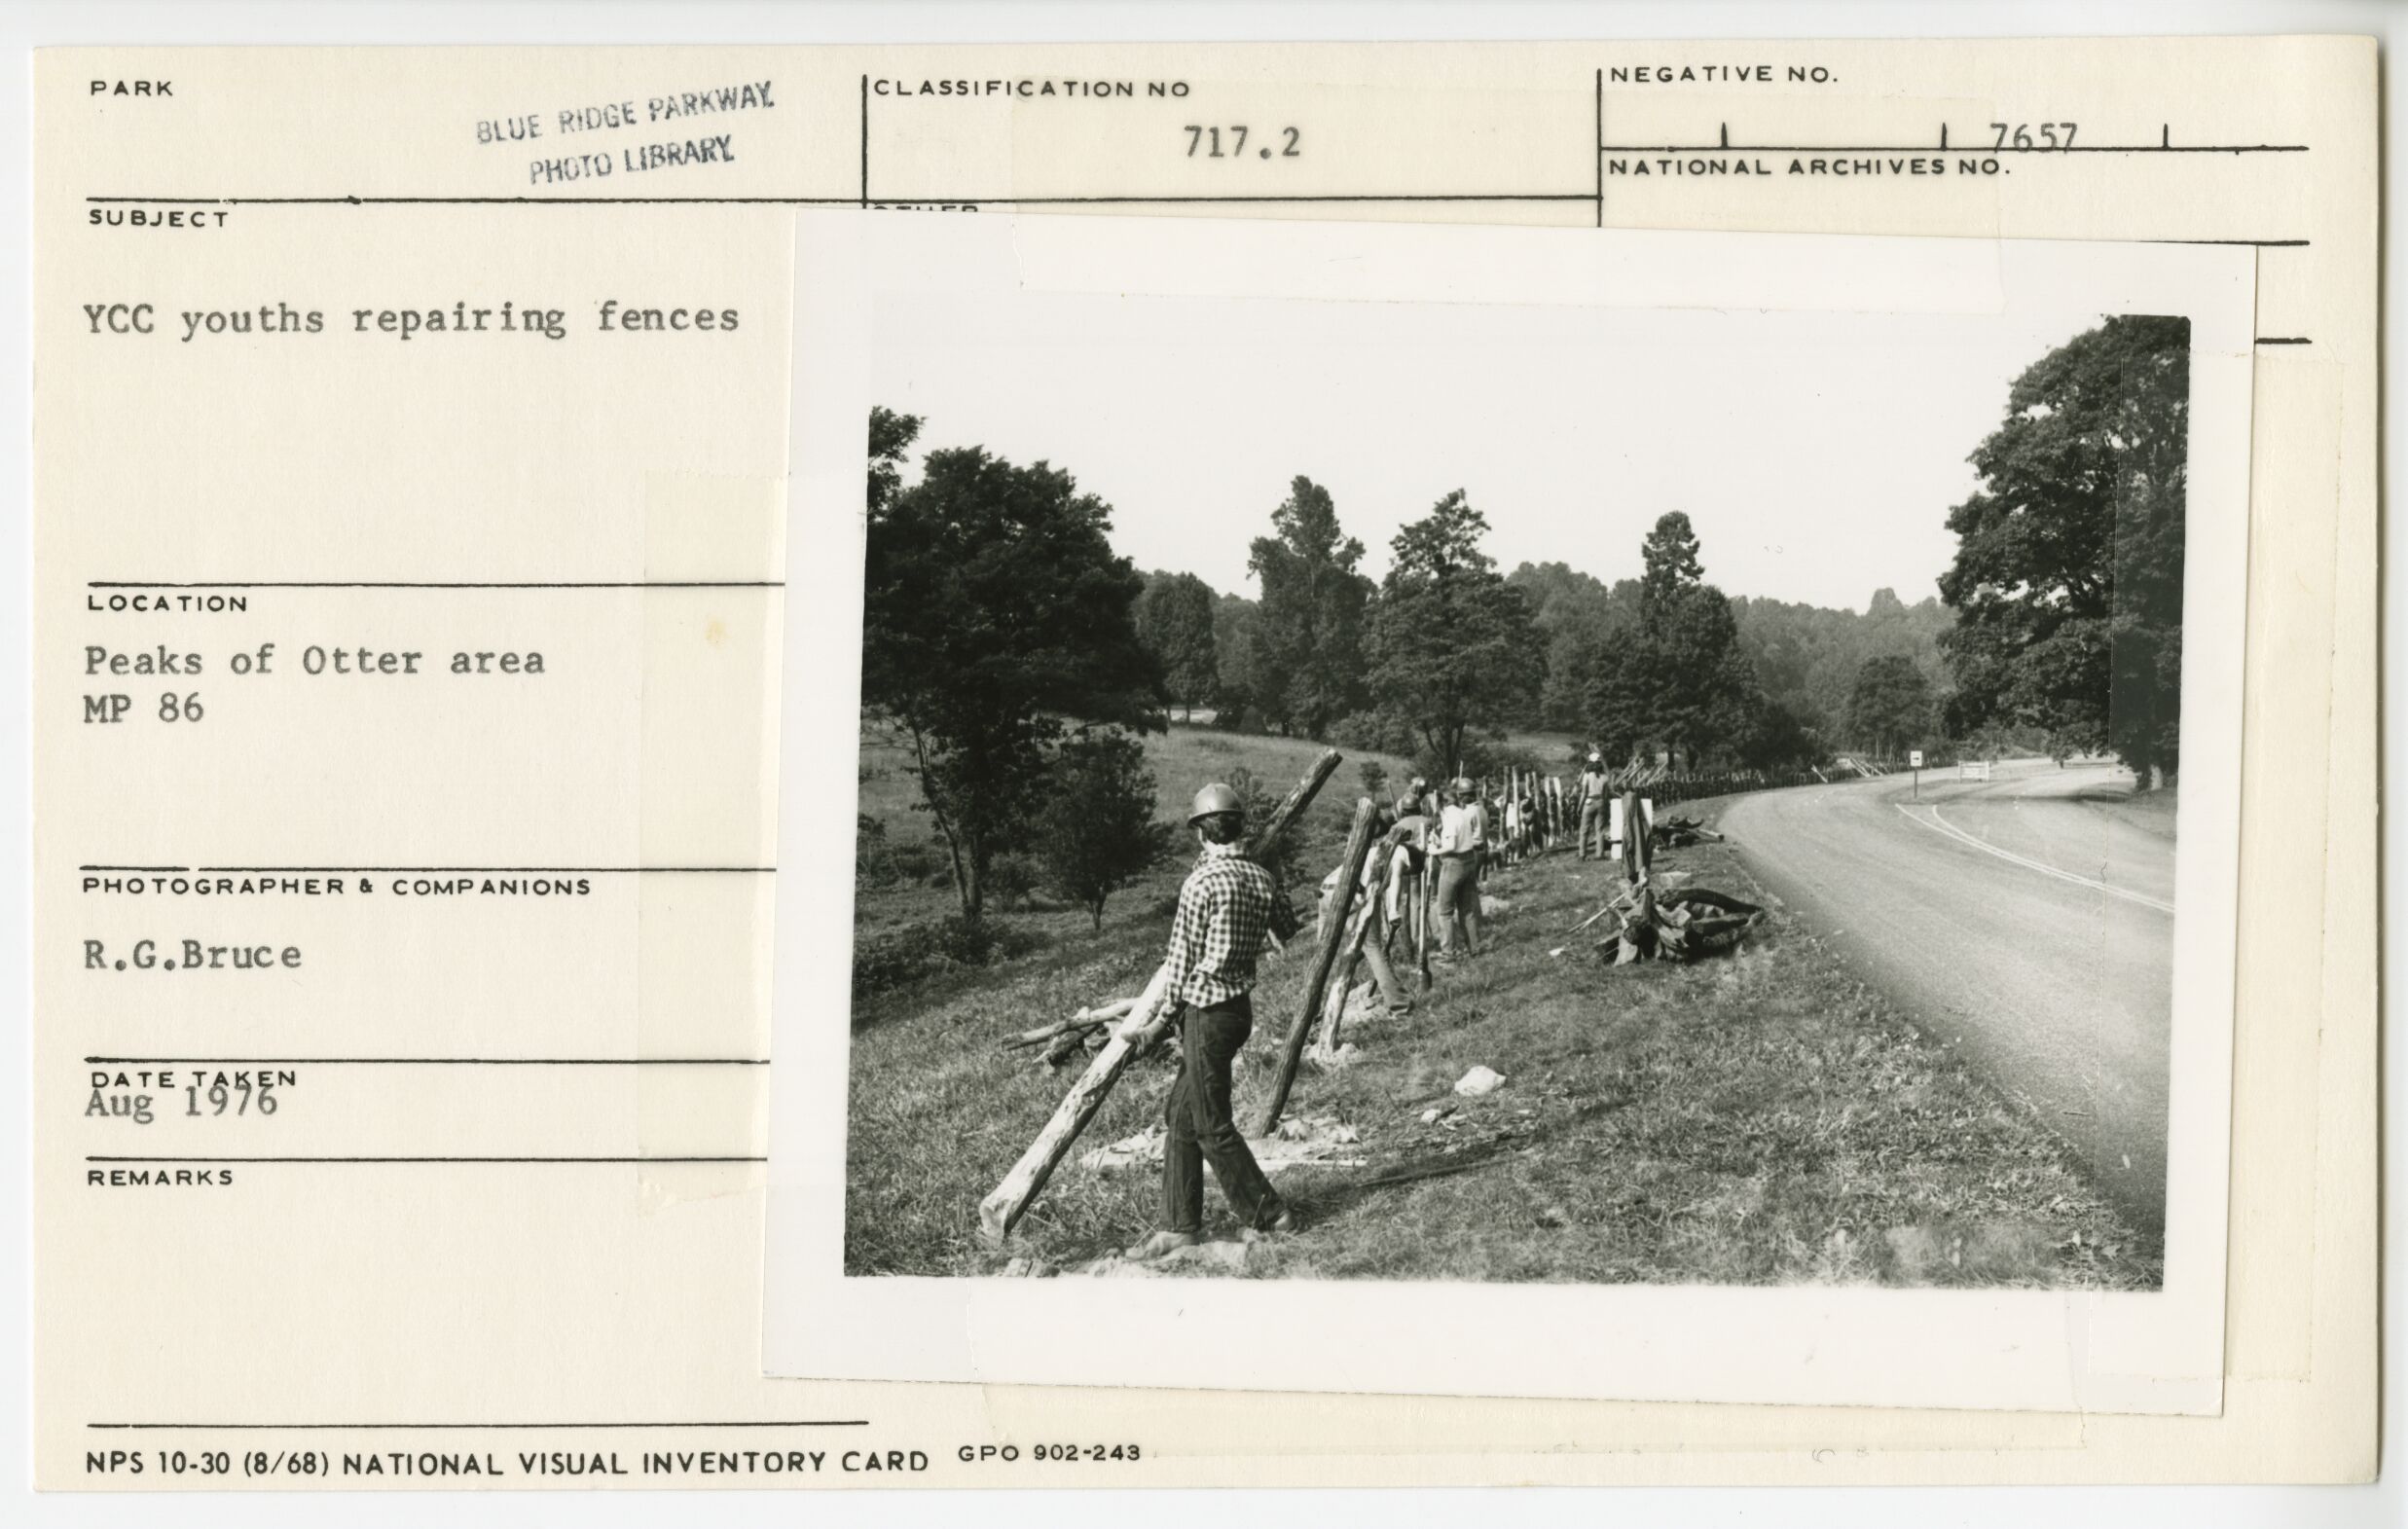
left=869, top=286, right=2108, bottom=614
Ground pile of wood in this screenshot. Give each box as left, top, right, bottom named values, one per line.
left=998, top=1001, right=1128, bottom=1068
left=1651, top=814, right=1726, bottom=850
left=1597, top=883, right=1765, bottom=964
left=1561, top=786, right=1762, bottom=964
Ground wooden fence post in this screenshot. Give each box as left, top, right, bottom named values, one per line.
left=976, top=747, right=1342, bottom=1243
left=1314, top=839, right=1393, bottom=1061
left=1252, top=797, right=1379, bottom=1138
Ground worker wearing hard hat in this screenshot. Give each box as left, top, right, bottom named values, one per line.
left=1577, top=752, right=1611, bottom=860
left=1123, top=782, right=1295, bottom=1258
left=1432, top=777, right=1487, bottom=962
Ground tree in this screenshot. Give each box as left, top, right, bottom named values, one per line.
left=1730, top=589, right=1955, bottom=750
left=1036, top=727, right=1168, bottom=929
left=1134, top=571, right=1220, bottom=719
left=861, top=423, right=1162, bottom=918
left=1939, top=316, right=2190, bottom=786
left=1365, top=490, right=1539, bottom=773
left=1210, top=592, right=1266, bottom=730
left=1640, top=510, right=1704, bottom=610
left=1247, top=477, right=1373, bottom=737
left=1585, top=514, right=1768, bottom=769
left=1735, top=697, right=1823, bottom=772
left=868, top=406, right=920, bottom=515
left=1509, top=561, right=1643, bottom=731
left=1845, top=653, right=1933, bottom=757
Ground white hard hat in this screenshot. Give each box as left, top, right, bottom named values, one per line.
left=1587, top=752, right=1602, bottom=764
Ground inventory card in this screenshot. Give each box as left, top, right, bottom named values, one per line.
left=31, top=36, right=2377, bottom=1489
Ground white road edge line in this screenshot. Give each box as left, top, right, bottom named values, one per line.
left=1893, top=803, right=2175, bottom=915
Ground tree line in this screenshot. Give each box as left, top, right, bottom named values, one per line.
left=860, top=313, right=2191, bottom=921
left=1164, top=498, right=1952, bottom=776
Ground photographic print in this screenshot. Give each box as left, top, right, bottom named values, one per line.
left=768, top=215, right=2250, bottom=1410
left=848, top=276, right=2189, bottom=1289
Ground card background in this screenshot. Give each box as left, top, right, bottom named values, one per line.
left=6, top=1, right=2393, bottom=1523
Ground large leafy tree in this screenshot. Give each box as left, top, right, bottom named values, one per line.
left=1939, top=316, right=2190, bottom=786
left=1247, top=477, right=1373, bottom=737
left=860, top=415, right=1161, bottom=918
left=1845, top=653, right=1934, bottom=757
left=1366, top=490, right=1539, bottom=773
left=1134, top=570, right=1220, bottom=719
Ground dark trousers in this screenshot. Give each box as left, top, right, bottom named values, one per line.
left=1161, top=995, right=1282, bottom=1235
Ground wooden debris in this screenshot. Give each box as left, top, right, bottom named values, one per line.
left=1651, top=814, right=1726, bottom=849
left=1599, top=885, right=1765, bottom=965
left=1314, top=834, right=1394, bottom=1062
left=999, top=998, right=1132, bottom=1054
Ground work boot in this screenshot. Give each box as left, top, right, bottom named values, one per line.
left=1244, top=1208, right=1300, bottom=1242
left=1123, top=1229, right=1199, bottom=1260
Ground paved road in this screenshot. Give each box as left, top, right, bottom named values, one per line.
left=1715, top=761, right=2173, bottom=1236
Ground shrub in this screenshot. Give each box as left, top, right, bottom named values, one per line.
left=1357, top=759, right=1389, bottom=803
left=986, top=852, right=1040, bottom=912
left=852, top=915, right=1041, bottom=1001
left=1037, top=726, right=1170, bottom=929
left=890, top=841, right=952, bottom=887
left=1332, top=709, right=1419, bottom=755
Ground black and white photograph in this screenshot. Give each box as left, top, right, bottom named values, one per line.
left=846, top=261, right=2189, bottom=1287
left=769, top=215, right=2252, bottom=1410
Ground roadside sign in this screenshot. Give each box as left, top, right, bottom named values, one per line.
left=1909, top=749, right=1925, bottom=768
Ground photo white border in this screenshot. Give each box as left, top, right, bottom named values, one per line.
left=765, top=210, right=2253, bottom=1416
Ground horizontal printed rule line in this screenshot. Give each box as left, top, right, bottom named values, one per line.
left=1599, top=142, right=2312, bottom=154
left=81, top=867, right=775, bottom=881
left=84, top=1056, right=769, bottom=1066
left=87, top=580, right=783, bottom=590
left=88, top=192, right=1597, bottom=206
left=2255, top=337, right=2314, bottom=346
left=89, top=1420, right=871, bottom=1430
left=87, top=1154, right=766, bottom=1164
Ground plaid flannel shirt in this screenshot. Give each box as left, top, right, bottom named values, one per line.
left=1159, top=841, right=1278, bottom=1009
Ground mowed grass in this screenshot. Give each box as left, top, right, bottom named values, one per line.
left=845, top=778, right=2161, bottom=1288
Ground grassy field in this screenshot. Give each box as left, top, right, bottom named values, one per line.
left=853, top=722, right=1417, bottom=939
left=844, top=769, right=2161, bottom=1288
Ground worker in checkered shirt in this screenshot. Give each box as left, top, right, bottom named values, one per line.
left=1122, top=782, right=1297, bottom=1259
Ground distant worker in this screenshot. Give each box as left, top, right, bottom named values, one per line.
left=1578, top=752, right=1610, bottom=860
left=1432, top=777, right=1487, bottom=963
left=1322, top=815, right=1417, bottom=1020
left=1122, top=782, right=1295, bottom=1259
left=1504, top=778, right=1538, bottom=864
left=1384, top=814, right=1427, bottom=941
